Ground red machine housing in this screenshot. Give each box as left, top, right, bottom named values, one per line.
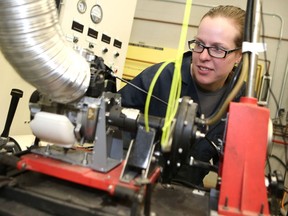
left=218, top=97, right=270, bottom=215
left=17, top=153, right=160, bottom=196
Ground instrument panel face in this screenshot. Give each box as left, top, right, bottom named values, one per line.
left=77, top=0, right=87, bottom=14
left=90, top=4, right=103, bottom=24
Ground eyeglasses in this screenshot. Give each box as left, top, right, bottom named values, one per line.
left=188, top=40, right=241, bottom=59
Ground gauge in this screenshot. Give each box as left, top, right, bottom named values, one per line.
left=91, top=4, right=103, bottom=24
left=77, top=0, right=87, bottom=14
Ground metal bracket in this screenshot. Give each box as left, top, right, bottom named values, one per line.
left=120, top=125, right=156, bottom=183
left=91, top=96, right=123, bottom=172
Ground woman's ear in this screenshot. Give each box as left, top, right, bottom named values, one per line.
left=235, top=52, right=242, bottom=64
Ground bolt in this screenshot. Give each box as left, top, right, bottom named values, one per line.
left=81, top=152, right=88, bottom=165
left=195, top=130, right=205, bottom=139
left=137, top=194, right=143, bottom=202
left=45, top=145, right=50, bottom=155
left=189, top=156, right=194, bottom=166
left=21, top=162, right=26, bottom=169
left=224, top=197, right=229, bottom=208
left=108, top=185, right=113, bottom=192
left=260, top=204, right=264, bottom=215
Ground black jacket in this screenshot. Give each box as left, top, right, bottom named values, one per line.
left=119, top=51, right=245, bottom=186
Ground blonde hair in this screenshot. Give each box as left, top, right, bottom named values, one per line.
left=202, top=5, right=246, bottom=48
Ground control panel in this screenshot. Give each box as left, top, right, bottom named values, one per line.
left=57, top=0, right=137, bottom=89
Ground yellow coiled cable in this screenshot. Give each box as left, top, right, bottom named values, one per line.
left=144, top=0, right=193, bottom=151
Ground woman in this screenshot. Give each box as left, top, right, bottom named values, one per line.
left=119, top=5, right=246, bottom=186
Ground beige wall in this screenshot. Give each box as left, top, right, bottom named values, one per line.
left=0, top=51, right=35, bottom=136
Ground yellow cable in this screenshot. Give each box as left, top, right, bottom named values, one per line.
left=144, top=0, right=193, bottom=151
left=144, top=60, right=174, bottom=132
left=161, top=0, right=192, bottom=151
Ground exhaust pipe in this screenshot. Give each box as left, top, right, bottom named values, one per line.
left=0, top=0, right=90, bottom=103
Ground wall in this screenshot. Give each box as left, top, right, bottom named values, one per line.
left=0, top=52, right=35, bottom=136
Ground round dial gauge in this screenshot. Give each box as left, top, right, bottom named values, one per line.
left=77, top=0, right=87, bottom=14
left=91, top=5, right=103, bottom=24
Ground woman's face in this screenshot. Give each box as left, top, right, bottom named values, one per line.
left=191, top=16, right=242, bottom=91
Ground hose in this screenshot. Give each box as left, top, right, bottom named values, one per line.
left=0, top=0, right=90, bottom=103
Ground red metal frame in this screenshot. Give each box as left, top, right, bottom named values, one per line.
left=17, top=153, right=160, bottom=195
left=218, top=97, right=270, bottom=215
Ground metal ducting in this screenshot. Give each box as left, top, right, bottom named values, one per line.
left=0, top=0, right=90, bottom=103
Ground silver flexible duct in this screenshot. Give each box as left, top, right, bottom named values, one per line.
left=0, top=0, right=90, bottom=103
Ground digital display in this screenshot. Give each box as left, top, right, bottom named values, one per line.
left=87, top=28, right=98, bottom=39
left=101, top=34, right=111, bottom=44
left=71, top=21, right=84, bottom=33
left=113, top=39, right=122, bottom=49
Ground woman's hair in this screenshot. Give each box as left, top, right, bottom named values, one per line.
left=202, top=5, right=246, bottom=48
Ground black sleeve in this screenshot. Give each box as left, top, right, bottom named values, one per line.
left=118, top=65, right=155, bottom=112
left=118, top=62, right=173, bottom=117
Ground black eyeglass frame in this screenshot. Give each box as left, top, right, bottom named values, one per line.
left=188, top=39, right=241, bottom=59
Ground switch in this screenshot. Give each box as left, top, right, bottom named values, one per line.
left=102, top=47, right=108, bottom=53
left=114, top=51, right=120, bottom=58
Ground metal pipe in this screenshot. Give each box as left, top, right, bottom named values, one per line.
left=0, top=0, right=90, bottom=104
left=262, top=13, right=283, bottom=112
left=264, top=12, right=283, bottom=76
left=278, top=55, right=288, bottom=109
left=246, top=0, right=262, bottom=97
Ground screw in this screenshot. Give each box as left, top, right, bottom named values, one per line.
left=21, top=162, right=26, bottom=169
left=189, top=156, right=194, bottom=166
left=260, top=203, right=264, bottom=215
left=108, top=185, right=113, bottom=192
left=224, top=197, right=229, bottom=208
left=45, top=145, right=50, bottom=155
left=81, top=152, right=88, bottom=165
